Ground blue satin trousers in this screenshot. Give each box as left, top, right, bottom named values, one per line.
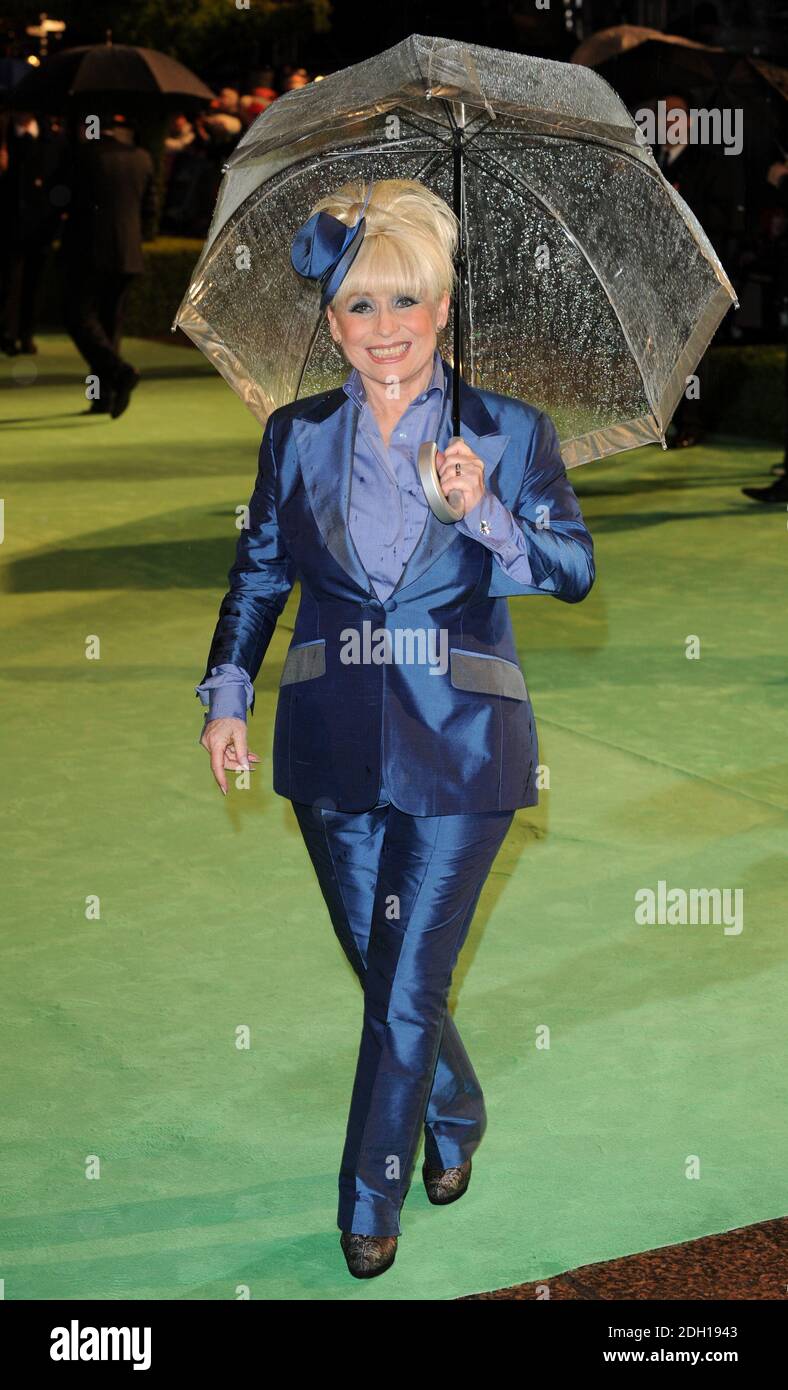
left=292, top=793, right=514, bottom=1237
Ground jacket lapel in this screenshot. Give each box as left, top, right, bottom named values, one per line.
left=291, top=356, right=510, bottom=597
left=292, top=393, right=373, bottom=596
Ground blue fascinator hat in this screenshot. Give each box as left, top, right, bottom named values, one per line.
left=290, top=182, right=374, bottom=309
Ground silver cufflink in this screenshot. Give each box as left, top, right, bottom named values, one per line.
left=479, top=520, right=491, bottom=535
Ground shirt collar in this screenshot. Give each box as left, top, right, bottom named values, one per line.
left=342, top=348, right=445, bottom=411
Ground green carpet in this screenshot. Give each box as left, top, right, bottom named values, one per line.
left=1, top=335, right=786, bottom=1301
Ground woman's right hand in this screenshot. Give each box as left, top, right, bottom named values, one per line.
left=200, top=717, right=260, bottom=795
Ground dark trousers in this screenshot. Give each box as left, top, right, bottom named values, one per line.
left=782, top=336, right=788, bottom=466
left=0, top=242, right=48, bottom=342
left=61, top=262, right=136, bottom=396
left=292, top=792, right=514, bottom=1236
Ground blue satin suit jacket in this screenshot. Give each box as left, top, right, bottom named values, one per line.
left=199, top=359, right=595, bottom=815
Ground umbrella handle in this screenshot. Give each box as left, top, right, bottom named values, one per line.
left=417, top=436, right=465, bottom=524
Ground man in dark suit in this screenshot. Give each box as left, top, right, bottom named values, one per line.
left=656, top=94, right=745, bottom=448
left=742, top=157, right=788, bottom=504
left=58, top=114, right=157, bottom=418
left=655, top=98, right=745, bottom=259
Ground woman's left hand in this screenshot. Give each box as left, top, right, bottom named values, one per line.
left=436, top=438, right=486, bottom=514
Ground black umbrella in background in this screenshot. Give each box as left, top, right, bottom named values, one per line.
left=7, top=43, right=214, bottom=113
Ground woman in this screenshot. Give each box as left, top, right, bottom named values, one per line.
left=196, top=179, right=595, bottom=1280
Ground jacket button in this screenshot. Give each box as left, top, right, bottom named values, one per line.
left=384, top=599, right=397, bottom=613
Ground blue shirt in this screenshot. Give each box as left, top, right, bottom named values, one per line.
left=196, top=349, right=534, bottom=723
left=343, top=347, right=443, bottom=602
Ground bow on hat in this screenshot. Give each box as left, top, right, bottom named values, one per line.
left=290, top=182, right=374, bottom=309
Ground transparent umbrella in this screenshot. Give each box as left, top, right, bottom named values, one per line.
left=175, top=32, right=737, bottom=470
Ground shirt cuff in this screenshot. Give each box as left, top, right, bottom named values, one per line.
left=456, top=490, right=534, bottom=582
left=195, top=664, right=253, bottom=723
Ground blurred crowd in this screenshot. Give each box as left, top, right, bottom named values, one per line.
left=160, top=66, right=309, bottom=236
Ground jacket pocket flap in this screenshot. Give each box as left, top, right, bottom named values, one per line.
left=450, top=648, right=527, bottom=701
left=280, top=639, right=326, bottom=687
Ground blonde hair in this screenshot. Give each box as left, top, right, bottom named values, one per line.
left=310, top=178, right=458, bottom=309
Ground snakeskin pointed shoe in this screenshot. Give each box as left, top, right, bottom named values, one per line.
left=340, top=1232, right=398, bottom=1279
left=422, top=1157, right=472, bottom=1205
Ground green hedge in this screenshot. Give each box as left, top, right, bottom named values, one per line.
left=128, top=237, right=205, bottom=338
left=36, top=240, right=787, bottom=442
left=702, top=344, right=785, bottom=443
left=38, top=237, right=204, bottom=340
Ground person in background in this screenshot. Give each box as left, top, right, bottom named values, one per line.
left=0, top=109, right=63, bottom=355
left=742, top=157, right=788, bottom=504
left=58, top=113, right=157, bottom=418
left=281, top=66, right=310, bottom=92
left=198, top=88, right=243, bottom=147
left=164, top=111, right=195, bottom=157
left=217, top=86, right=242, bottom=119
left=239, top=84, right=278, bottom=126
left=186, top=96, right=243, bottom=236
left=655, top=93, right=745, bottom=448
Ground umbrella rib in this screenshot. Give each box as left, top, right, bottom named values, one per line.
left=437, top=99, right=499, bottom=148
left=454, top=115, right=499, bottom=153
left=391, top=103, right=495, bottom=157
left=314, top=136, right=448, bottom=163
left=475, top=125, right=663, bottom=177
left=390, top=109, right=453, bottom=146
left=314, top=107, right=494, bottom=174
left=401, top=100, right=492, bottom=141
left=299, top=129, right=457, bottom=186
left=411, top=147, right=453, bottom=182
left=458, top=146, right=537, bottom=204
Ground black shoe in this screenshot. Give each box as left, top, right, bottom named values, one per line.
left=742, top=476, right=788, bottom=504
left=422, top=1157, right=472, bottom=1206
left=18, top=337, right=37, bottom=354
left=88, top=397, right=113, bottom=415
left=111, top=364, right=140, bottom=419
left=1, top=335, right=19, bottom=356
left=340, top=1232, right=398, bottom=1279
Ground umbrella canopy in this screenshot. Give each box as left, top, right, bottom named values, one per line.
left=572, top=26, right=727, bottom=74
left=175, top=33, right=737, bottom=468
left=8, top=44, right=214, bottom=112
